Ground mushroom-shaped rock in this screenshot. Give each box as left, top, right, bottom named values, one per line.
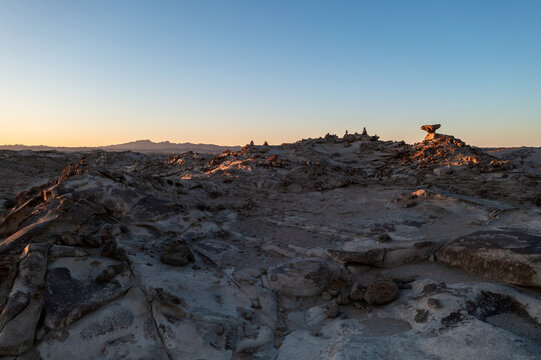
left=161, top=240, right=195, bottom=266
left=266, top=259, right=334, bottom=297
left=420, top=124, right=441, bottom=141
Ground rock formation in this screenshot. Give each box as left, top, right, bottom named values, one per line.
left=421, top=123, right=441, bottom=140
left=0, top=127, right=540, bottom=359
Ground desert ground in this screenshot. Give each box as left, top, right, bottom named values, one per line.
left=0, top=126, right=540, bottom=359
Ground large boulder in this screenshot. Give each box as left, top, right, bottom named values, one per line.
left=437, top=230, right=541, bottom=288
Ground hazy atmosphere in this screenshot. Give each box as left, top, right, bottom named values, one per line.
left=1, top=0, right=540, bottom=147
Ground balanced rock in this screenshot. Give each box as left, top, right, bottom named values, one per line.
left=421, top=124, right=441, bottom=141
left=161, top=240, right=195, bottom=266
left=363, top=277, right=398, bottom=305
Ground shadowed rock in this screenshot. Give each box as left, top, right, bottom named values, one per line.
left=161, top=240, right=195, bottom=266
left=363, top=277, right=398, bottom=305
left=437, top=230, right=541, bottom=288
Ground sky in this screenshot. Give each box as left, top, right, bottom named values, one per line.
left=1, top=0, right=540, bottom=147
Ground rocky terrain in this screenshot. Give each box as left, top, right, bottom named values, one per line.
left=0, top=125, right=540, bottom=359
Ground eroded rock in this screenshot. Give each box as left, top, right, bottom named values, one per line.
left=437, top=230, right=541, bottom=288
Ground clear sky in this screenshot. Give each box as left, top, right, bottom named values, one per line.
left=1, top=0, right=540, bottom=147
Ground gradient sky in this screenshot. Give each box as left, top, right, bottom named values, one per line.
left=1, top=0, right=540, bottom=147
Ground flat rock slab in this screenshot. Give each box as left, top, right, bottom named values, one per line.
left=44, top=257, right=132, bottom=329
left=437, top=230, right=541, bottom=288
left=266, top=259, right=335, bottom=297
left=38, top=287, right=169, bottom=360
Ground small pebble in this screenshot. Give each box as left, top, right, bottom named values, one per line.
left=427, top=298, right=441, bottom=309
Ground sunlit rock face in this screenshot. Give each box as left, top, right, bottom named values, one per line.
left=0, top=128, right=540, bottom=359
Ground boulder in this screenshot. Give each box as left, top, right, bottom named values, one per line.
left=161, top=240, right=195, bottom=266
left=437, top=230, right=541, bottom=288
left=363, top=277, right=398, bottom=305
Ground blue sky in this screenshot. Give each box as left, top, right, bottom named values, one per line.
left=1, top=0, right=540, bottom=146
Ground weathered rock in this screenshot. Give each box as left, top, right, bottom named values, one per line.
left=161, top=240, right=195, bottom=266
left=421, top=124, right=441, bottom=133
left=437, top=230, right=541, bottom=288
left=0, top=245, right=47, bottom=356
left=101, top=240, right=126, bottom=260
left=266, top=260, right=334, bottom=297
left=44, top=257, right=132, bottom=329
left=363, top=277, right=398, bottom=305
left=326, top=248, right=385, bottom=266
left=421, top=124, right=441, bottom=141
left=49, top=244, right=89, bottom=258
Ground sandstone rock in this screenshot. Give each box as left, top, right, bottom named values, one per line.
left=266, top=260, right=333, bottom=297
left=0, top=246, right=47, bottom=356
left=161, top=240, right=195, bottom=266
left=421, top=124, right=441, bottom=141
left=420, top=124, right=441, bottom=133
left=363, top=277, right=398, bottom=305
left=437, top=230, right=541, bottom=288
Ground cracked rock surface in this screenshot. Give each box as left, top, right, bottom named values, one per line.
left=0, top=129, right=540, bottom=359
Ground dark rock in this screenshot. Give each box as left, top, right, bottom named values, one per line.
left=363, top=277, right=399, bottom=305
left=326, top=248, right=385, bottom=266
left=326, top=302, right=338, bottom=318
left=161, top=240, right=195, bottom=267
left=377, top=233, right=392, bottom=243
left=337, top=291, right=350, bottom=305
left=101, top=240, right=127, bottom=261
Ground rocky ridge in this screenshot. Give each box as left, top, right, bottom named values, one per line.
left=0, top=126, right=540, bottom=359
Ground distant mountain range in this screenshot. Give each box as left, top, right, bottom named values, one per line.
left=0, top=140, right=241, bottom=154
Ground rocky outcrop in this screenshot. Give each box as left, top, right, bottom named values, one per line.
left=0, top=244, right=48, bottom=356
left=437, top=230, right=541, bottom=288
left=0, top=128, right=540, bottom=359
